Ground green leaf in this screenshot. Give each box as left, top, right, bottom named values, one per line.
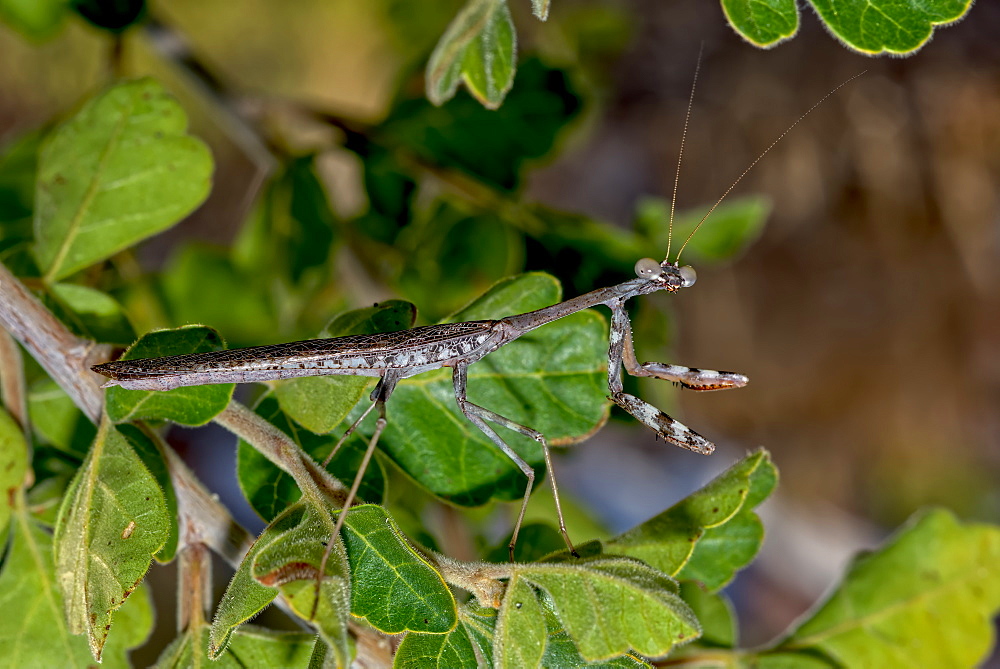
left=0, top=0, right=68, bottom=40
left=52, top=417, right=168, bottom=661
left=495, top=577, right=546, bottom=668
left=33, top=78, right=212, bottom=282
left=369, top=273, right=608, bottom=508
left=394, top=623, right=478, bottom=669
left=773, top=508, right=1000, bottom=668
left=677, top=582, right=735, bottom=648
left=719, top=0, right=973, bottom=52
left=251, top=503, right=352, bottom=667
left=28, top=379, right=95, bottom=457
left=275, top=300, right=416, bottom=434
left=720, top=0, right=798, bottom=47
left=341, top=505, right=457, bottom=634
left=155, top=624, right=316, bottom=669
left=104, top=325, right=235, bottom=425
left=541, top=632, right=651, bottom=667
left=807, top=0, right=973, bottom=54
left=0, top=408, right=28, bottom=537
left=43, top=282, right=136, bottom=345
left=0, top=129, right=43, bottom=275
left=426, top=0, right=516, bottom=109
left=513, top=557, right=699, bottom=661
left=381, top=59, right=580, bottom=191
left=606, top=449, right=775, bottom=590
left=0, top=501, right=153, bottom=668
left=237, top=395, right=386, bottom=521
left=211, top=501, right=349, bottom=659
left=117, top=424, right=178, bottom=562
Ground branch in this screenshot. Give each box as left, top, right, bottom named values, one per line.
left=0, top=260, right=388, bottom=666
left=212, top=400, right=346, bottom=508
left=0, top=261, right=109, bottom=422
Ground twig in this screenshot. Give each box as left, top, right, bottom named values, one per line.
left=0, top=262, right=109, bottom=422
left=212, top=401, right=346, bottom=508
left=0, top=328, right=28, bottom=432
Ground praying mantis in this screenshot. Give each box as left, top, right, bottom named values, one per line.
left=92, top=69, right=863, bottom=607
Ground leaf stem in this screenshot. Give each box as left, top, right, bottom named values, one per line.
left=212, top=400, right=346, bottom=509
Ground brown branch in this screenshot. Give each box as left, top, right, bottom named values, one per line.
left=0, top=262, right=109, bottom=422
left=0, top=328, right=28, bottom=432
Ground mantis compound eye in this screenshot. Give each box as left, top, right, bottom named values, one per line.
left=635, top=258, right=663, bottom=280
left=679, top=265, right=697, bottom=288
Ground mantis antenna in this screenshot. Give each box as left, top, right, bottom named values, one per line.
left=673, top=69, right=868, bottom=264
left=664, top=45, right=703, bottom=263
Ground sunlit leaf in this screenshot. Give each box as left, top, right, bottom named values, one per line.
left=772, top=509, right=1000, bottom=668
left=211, top=501, right=348, bottom=658
left=341, top=505, right=457, bottom=634
left=603, top=450, right=774, bottom=592
left=807, top=0, right=972, bottom=54
left=512, top=557, right=699, bottom=661
left=117, top=424, right=178, bottom=562
left=33, top=78, right=212, bottom=282
left=52, top=417, right=167, bottom=660
left=426, top=0, right=516, bottom=109
left=251, top=504, right=351, bottom=667
left=721, top=0, right=798, bottom=47
left=495, top=577, right=546, bottom=668
left=720, top=0, right=973, bottom=53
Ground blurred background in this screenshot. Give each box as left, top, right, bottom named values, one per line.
left=2, top=0, right=998, bottom=661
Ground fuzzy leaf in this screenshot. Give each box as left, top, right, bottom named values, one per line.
left=606, top=449, right=775, bottom=590
left=155, top=624, right=316, bottom=669
left=0, top=407, right=28, bottom=537
left=52, top=417, right=167, bottom=660
left=514, top=557, right=699, bottom=661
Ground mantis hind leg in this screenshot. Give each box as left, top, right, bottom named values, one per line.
left=451, top=364, right=577, bottom=561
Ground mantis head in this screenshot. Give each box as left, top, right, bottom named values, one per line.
left=634, top=257, right=696, bottom=292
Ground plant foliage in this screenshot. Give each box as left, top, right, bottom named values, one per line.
left=0, top=2, right=995, bottom=667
